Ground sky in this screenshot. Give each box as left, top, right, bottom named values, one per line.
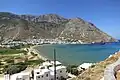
left=0, top=0, right=120, bottom=38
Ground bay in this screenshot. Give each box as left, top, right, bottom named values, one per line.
left=35, top=42, right=120, bottom=65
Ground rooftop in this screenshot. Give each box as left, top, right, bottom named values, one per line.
left=78, top=63, right=94, bottom=69
left=41, top=61, right=62, bottom=67
left=10, top=72, right=30, bottom=80
left=49, top=65, right=66, bottom=71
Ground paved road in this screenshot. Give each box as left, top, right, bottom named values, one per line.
left=104, top=58, right=120, bottom=80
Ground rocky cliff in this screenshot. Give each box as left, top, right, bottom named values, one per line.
left=0, top=12, right=116, bottom=43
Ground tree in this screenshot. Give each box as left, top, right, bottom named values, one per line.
left=6, top=64, right=27, bottom=75
left=67, top=65, right=79, bottom=76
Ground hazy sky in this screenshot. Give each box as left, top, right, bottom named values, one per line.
left=0, top=0, right=120, bottom=38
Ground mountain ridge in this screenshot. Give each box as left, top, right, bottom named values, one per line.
left=0, top=12, right=117, bottom=43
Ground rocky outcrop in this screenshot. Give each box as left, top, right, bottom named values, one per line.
left=0, top=12, right=116, bottom=43
left=19, top=14, right=68, bottom=23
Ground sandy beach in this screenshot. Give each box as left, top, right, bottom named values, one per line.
left=30, top=45, right=47, bottom=61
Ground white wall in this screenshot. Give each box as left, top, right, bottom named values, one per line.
left=56, top=68, right=67, bottom=79
left=10, top=73, right=30, bottom=80
left=4, top=74, right=10, bottom=80
left=17, top=75, right=30, bottom=80
left=49, top=66, right=68, bottom=80
left=34, top=69, right=51, bottom=80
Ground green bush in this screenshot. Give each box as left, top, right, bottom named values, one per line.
left=25, top=59, right=44, bottom=65
left=0, top=49, right=27, bottom=55
left=6, top=64, right=27, bottom=75
left=67, top=65, right=79, bottom=76
left=90, top=64, right=96, bottom=68
left=6, top=59, right=14, bottom=63
left=30, top=52, right=34, bottom=55
left=30, top=52, right=38, bottom=56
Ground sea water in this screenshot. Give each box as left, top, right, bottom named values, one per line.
left=35, top=42, right=120, bottom=65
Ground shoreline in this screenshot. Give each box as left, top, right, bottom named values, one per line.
left=30, top=44, right=97, bottom=65
left=29, top=43, right=120, bottom=65
left=30, top=45, right=48, bottom=61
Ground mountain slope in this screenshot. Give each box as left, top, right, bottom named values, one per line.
left=0, top=12, right=116, bottom=43
left=59, top=18, right=115, bottom=42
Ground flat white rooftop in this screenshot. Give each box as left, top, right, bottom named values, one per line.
left=49, top=66, right=66, bottom=71
left=41, top=61, right=62, bottom=67
left=51, top=61, right=62, bottom=65
left=78, top=63, right=94, bottom=69
left=10, top=72, right=30, bottom=80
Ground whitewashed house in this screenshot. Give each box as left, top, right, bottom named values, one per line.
left=5, top=61, right=67, bottom=80
left=77, top=63, right=95, bottom=71
left=49, top=65, right=67, bottom=80
left=10, top=72, right=30, bottom=80
left=4, top=74, right=10, bottom=80
left=34, top=68, right=50, bottom=80
left=34, top=61, right=68, bottom=80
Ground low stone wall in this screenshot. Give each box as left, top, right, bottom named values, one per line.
left=104, top=58, right=120, bottom=80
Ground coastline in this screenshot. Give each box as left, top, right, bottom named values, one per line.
left=30, top=45, right=47, bottom=61
left=29, top=43, right=120, bottom=65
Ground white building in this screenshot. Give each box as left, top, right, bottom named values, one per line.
left=4, top=61, right=67, bottom=80
left=49, top=65, right=67, bottom=80
left=34, top=61, right=68, bottom=80
left=34, top=68, right=50, bottom=80
left=77, top=63, right=95, bottom=71
left=9, top=72, right=30, bottom=80
left=4, top=74, right=10, bottom=80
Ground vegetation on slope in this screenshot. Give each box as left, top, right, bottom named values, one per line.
left=0, top=48, right=27, bottom=55
left=0, top=46, right=44, bottom=74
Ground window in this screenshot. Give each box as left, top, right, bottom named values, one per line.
left=51, top=79, right=53, bottom=80
left=57, top=77, right=58, bottom=79
left=60, top=76, right=63, bottom=79
left=60, top=70, right=62, bottom=73
left=38, top=76, right=40, bottom=78
left=37, top=72, right=39, bottom=74
left=46, top=74, right=48, bottom=77
left=42, top=75, right=43, bottom=78
left=41, top=67, right=45, bottom=69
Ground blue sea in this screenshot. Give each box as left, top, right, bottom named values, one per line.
left=35, top=42, right=120, bottom=65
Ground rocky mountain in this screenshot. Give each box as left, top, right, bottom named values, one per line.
left=0, top=12, right=116, bottom=43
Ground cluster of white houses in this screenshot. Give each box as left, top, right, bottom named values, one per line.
left=1, top=38, right=83, bottom=48
left=4, top=61, right=68, bottom=80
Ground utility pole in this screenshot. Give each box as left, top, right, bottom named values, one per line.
left=54, top=49, right=56, bottom=80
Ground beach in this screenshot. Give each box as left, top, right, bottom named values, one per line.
left=30, top=45, right=47, bottom=61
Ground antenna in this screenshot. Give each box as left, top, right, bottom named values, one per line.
left=54, top=48, right=56, bottom=80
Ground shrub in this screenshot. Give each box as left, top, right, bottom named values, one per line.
left=6, top=64, right=27, bottom=75
left=30, top=52, right=34, bottom=55
left=25, top=59, right=44, bottom=65
left=67, top=65, right=79, bottom=76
